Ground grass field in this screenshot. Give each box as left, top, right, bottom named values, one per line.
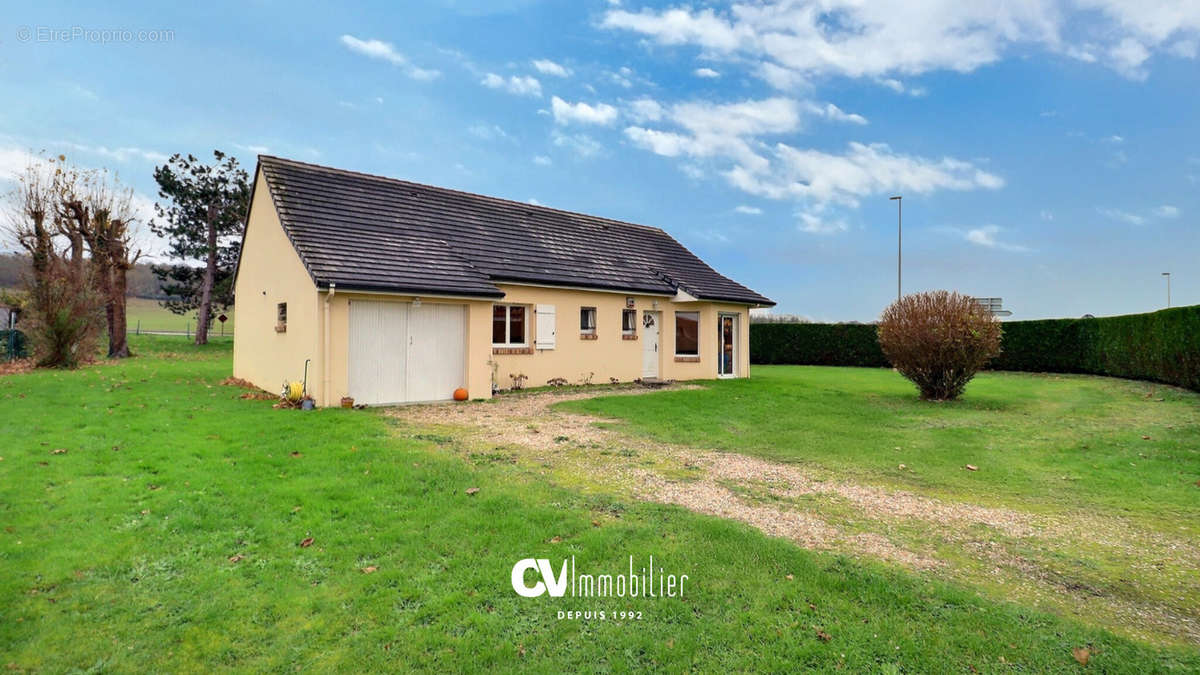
left=125, top=296, right=234, bottom=334
left=563, top=366, right=1200, bottom=535
left=2, top=340, right=1198, bottom=671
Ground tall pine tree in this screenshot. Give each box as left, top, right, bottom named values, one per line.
left=150, top=151, right=250, bottom=345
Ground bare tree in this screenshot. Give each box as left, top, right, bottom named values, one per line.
left=4, top=155, right=104, bottom=367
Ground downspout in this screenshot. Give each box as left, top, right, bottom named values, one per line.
left=323, top=283, right=336, bottom=407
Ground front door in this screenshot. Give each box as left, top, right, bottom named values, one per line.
left=718, top=313, right=736, bottom=377
left=641, top=311, right=660, bottom=379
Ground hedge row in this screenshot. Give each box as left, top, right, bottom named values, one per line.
left=749, top=304, right=1200, bottom=391
left=750, top=322, right=886, bottom=367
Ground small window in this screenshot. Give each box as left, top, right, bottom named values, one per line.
left=493, top=305, right=527, bottom=345
left=622, top=309, right=636, bottom=334
left=276, top=302, right=287, bottom=332
left=580, top=307, right=596, bottom=334
left=675, top=311, right=699, bottom=356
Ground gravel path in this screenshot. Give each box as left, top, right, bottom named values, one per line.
left=388, top=385, right=1200, bottom=644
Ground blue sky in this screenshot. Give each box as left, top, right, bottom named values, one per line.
left=1, top=0, right=1197, bottom=320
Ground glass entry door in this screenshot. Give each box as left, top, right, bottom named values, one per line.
left=718, top=314, right=736, bottom=377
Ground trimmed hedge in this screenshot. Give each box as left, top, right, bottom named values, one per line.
left=750, top=323, right=886, bottom=367
left=750, top=304, right=1200, bottom=391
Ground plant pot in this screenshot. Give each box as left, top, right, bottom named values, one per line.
left=340, top=396, right=354, bottom=408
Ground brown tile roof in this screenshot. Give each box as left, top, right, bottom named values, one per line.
left=252, top=155, right=774, bottom=305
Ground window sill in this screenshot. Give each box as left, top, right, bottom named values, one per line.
left=493, top=346, right=533, bottom=355
left=674, top=355, right=700, bottom=362
left=275, top=324, right=287, bottom=333
left=580, top=333, right=598, bottom=340
left=622, top=333, right=638, bottom=340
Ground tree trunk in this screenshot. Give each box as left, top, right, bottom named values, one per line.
left=195, top=203, right=218, bottom=345
left=108, top=235, right=132, bottom=358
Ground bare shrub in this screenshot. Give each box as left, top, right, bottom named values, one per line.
left=877, top=291, right=1002, bottom=400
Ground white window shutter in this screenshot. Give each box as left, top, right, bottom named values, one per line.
left=535, top=304, right=556, bottom=349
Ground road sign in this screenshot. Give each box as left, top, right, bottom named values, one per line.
left=218, top=314, right=228, bottom=323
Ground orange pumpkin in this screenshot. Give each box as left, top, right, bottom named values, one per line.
left=453, top=387, right=469, bottom=401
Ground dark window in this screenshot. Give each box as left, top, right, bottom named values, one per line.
left=492, top=306, right=507, bottom=344
left=675, top=311, right=699, bottom=356
left=580, top=307, right=596, bottom=333
left=622, top=309, right=636, bottom=334
left=493, top=305, right=526, bottom=345
left=277, top=303, right=287, bottom=326
left=510, top=306, right=525, bottom=343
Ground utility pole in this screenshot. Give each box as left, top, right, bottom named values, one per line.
left=890, top=196, right=902, bottom=302
left=1162, top=272, right=1171, bottom=308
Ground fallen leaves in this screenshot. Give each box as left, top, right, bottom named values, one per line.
left=1072, top=646, right=1091, bottom=666
left=50, top=448, right=68, bottom=455
left=815, top=628, right=832, bottom=642
left=361, top=566, right=378, bottom=574
left=549, top=536, right=562, bottom=543
left=785, top=574, right=794, bottom=581
left=898, top=464, right=907, bottom=471
left=299, top=537, right=314, bottom=548
left=465, top=487, right=480, bottom=496
left=965, top=464, right=978, bottom=472
left=228, top=554, right=243, bottom=563
left=1141, top=435, right=1151, bottom=441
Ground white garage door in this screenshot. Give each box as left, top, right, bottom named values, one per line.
left=348, top=300, right=466, bottom=405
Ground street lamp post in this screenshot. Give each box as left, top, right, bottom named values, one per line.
left=1162, top=272, right=1171, bottom=308
left=890, top=196, right=902, bottom=303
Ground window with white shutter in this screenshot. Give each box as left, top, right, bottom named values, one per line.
left=535, top=304, right=556, bottom=349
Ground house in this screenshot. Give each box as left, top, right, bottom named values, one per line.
left=233, top=156, right=774, bottom=406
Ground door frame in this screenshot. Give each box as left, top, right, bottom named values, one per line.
left=717, top=312, right=738, bottom=378
left=641, top=310, right=661, bottom=379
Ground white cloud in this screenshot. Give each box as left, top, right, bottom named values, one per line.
left=550, top=96, right=619, bottom=125
left=552, top=130, right=604, bottom=158
left=58, top=142, right=168, bottom=163
left=340, top=35, right=440, bottom=80
left=602, top=1, right=1200, bottom=83
left=727, top=142, right=1004, bottom=209
left=1098, top=207, right=1146, bottom=225
left=1169, top=39, right=1198, bottom=58
left=527, top=198, right=543, bottom=206
left=1153, top=204, right=1180, bottom=218
left=734, top=205, right=762, bottom=215
left=627, top=98, right=666, bottom=123
left=533, top=155, right=552, bottom=166
left=622, top=96, right=1000, bottom=221
left=963, top=225, right=1029, bottom=252
left=803, top=102, right=868, bottom=125
left=1040, top=209, right=1054, bottom=221
left=481, top=73, right=542, bottom=97
left=798, top=212, right=849, bottom=234
left=467, top=124, right=510, bottom=141
left=1110, top=37, right=1152, bottom=78
left=878, top=78, right=928, bottom=97
left=532, top=59, right=571, bottom=77
left=694, top=67, right=721, bottom=78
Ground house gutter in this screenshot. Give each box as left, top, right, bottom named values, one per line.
left=323, top=283, right=336, bottom=407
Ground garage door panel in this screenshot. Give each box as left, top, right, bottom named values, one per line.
left=350, top=300, right=465, bottom=405
left=406, top=303, right=466, bottom=402
left=349, top=300, right=408, bottom=405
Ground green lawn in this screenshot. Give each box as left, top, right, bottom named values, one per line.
left=2, top=341, right=1198, bottom=671
left=126, top=296, right=235, bottom=334
left=563, top=366, right=1200, bottom=536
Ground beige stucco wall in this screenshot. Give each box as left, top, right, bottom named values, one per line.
left=482, top=284, right=751, bottom=390
left=315, top=286, right=752, bottom=404
left=233, top=172, right=756, bottom=406
left=232, top=169, right=321, bottom=398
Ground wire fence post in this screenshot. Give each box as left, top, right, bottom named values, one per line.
left=136, top=320, right=141, bottom=336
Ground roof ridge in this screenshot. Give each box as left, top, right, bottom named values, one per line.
left=258, top=154, right=668, bottom=235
